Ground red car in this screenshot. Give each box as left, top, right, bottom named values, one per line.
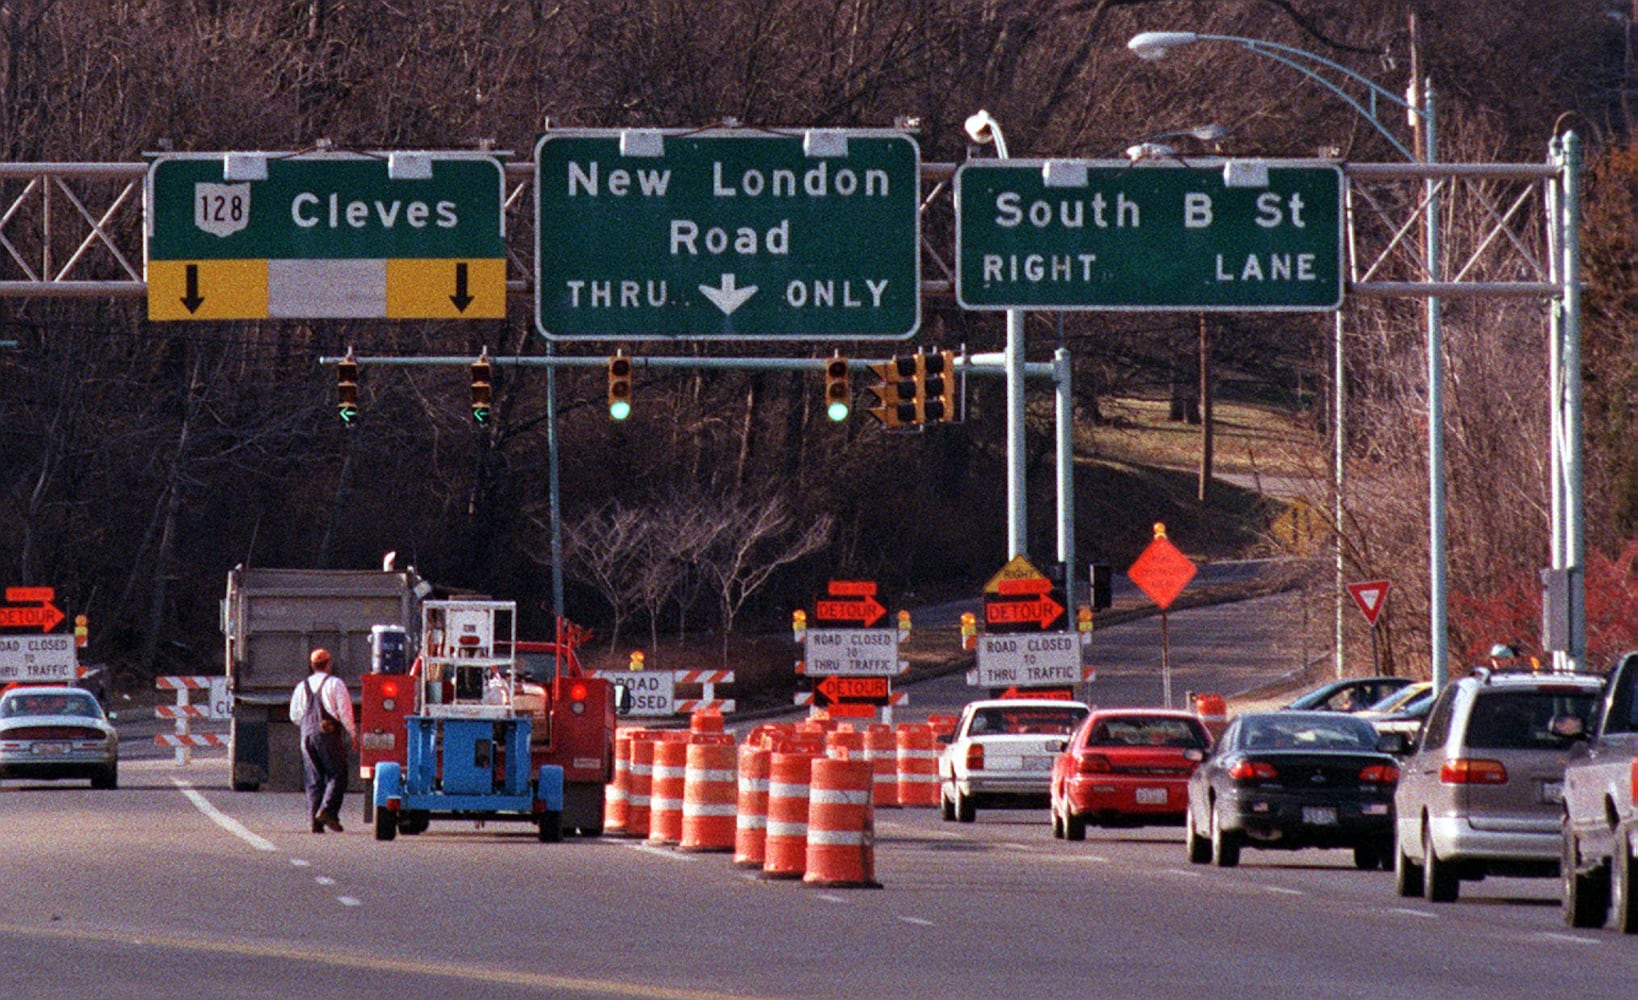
left=1050, top=709, right=1211, bottom=839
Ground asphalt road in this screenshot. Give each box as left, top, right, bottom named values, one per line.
left=3, top=760, right=1635, bottom=1000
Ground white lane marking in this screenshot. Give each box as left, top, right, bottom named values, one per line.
left=898, top=916, right=936, bottom=927
left=1264, top=886, right=1305, bottom=896
left=315, top=876, right=336, bottom=886
left=815, top=894, right=847, bottom=904
left=337, top=896, right=363, bottom=907
left=1388, top=907, right=1436, bottom=919
left=290, top=858, right=311, bottom=868
left=626, top=843, right=700, bottom=861
left=1538, top=932, right=1599, bottom=946
left=171, top=778, right=276, bottom=852
left=1164, top=868, right=1205, bottom=878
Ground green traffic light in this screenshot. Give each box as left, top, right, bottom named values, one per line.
left=609, top=400, right=631, bottom=421
left=338, top=405, right=358, bottom=424
left=826, top=400, right=850, bottom=422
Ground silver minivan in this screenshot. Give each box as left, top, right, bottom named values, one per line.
left=1392, top=669, right=1604, bottom=902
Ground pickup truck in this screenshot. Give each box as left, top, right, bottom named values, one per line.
left=1561, top=651, right=1638, bottom=931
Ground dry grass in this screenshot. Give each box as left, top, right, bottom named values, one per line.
left=1082, top=395, right=1326, bottom=481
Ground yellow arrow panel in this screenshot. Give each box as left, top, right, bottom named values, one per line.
left=148, top=260, right=268, bottom=320
left=386, top=259, right=506, bottom=319
left=984, top=554, right=1048, bottom=594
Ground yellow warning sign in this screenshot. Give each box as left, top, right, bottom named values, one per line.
left=984, top=555, right=1048, bottom=595
left=147, top=259, right=268, bottom=320
left=386, top=258, right=506, bottom=319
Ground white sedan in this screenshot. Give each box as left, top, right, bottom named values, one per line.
left=938, top=698, right=1091, bottom=822
left=0, top=685, right=119, bottom=789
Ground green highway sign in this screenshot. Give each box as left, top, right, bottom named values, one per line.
left=534, top=129, right=920, bottom=340
left=956, top=160, right=1343, bottom=311
left=146, top=152, right=506, bottom=320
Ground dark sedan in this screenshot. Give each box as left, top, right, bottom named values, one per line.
left=1184, top=710, right=1400, bottom=870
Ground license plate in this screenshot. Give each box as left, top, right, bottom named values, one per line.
left=1135, top=787, right=1168, bottom=805
left=30, top=742, right=70, bottom=756
left=360, top=733, right=395, bottom=751
left=1021, top=755, right=1053, bottom=770
left=1541, top=781, right=1564, bottom=804
left=1302, top=806, right=1339, bottom=826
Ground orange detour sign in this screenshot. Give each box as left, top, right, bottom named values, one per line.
left=1126, top=523, right=1197, bottom=610
left=0, top=587, right=66, bottom=632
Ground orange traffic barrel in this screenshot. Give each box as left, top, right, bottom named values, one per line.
left=1195, top=693, right=1229, bottom=740
left=865, top=724, right=900, bottom=807
left=733, top=743, right=772, bottom=868
left=647, top=732, right=691, bottom=846
left=925, top=713, right=958, bottom=739
left=895, top=723, right=940, bottom=807
left=745, top=723, right=787, bottom=750
left=803, top=756, right=880, bottom=889
left=625, top=729, right=660, bottom=839
left=679, top=734, right=738, bottom=852
left=690, top=707, right=725, bottom=734
left=825, top=728, right=865, bottom=760
left=763, top=749, right=819, bottom=879
left=604, top=727, right=636, bottom=835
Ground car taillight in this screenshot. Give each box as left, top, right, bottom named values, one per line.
left=1440, top=759, right=1508, bottom=784
left=965, top=745, right=985, bottom=771
left=568, top=682, right=588, bottom=702
left=1359, top=763, right=1400, bottom=784
left=1629, top=759, right=1638, bottom=803
left=1228, top=760, right=1278, bottom=781
left=1077, top=753, right=1113, bottom=774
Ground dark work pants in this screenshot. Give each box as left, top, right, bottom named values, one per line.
left=302, top=730, right=349, bottom=822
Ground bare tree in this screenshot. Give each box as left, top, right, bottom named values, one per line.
left=699, top=494, right=834, bottom=663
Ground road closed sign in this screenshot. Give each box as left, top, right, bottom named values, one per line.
left=0, top=633, right=77, bottom=683
left=974, top=633, right=1083, bottom=688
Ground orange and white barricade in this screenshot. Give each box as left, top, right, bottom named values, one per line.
left=625, top=729, right=660, bottom=839
left=1194, top=693, right=1229, bottom=741
left=865, top=723, right=900, bottom=808
left=734, top=743, right=773, bottom=868
left=604, top=727, right=637, bottom=836
left=803, top=756, right=880, bottom=889
left=763, top=749, right=819, bottom=879
left=647, top=732, right=691, bottom=846
left=679, top=734, right=738, bottom=852
left=895, top=723, right=940, bottom=807
left=825, top=727, right=864, bottom=760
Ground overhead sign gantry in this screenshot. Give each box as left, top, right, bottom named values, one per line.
left=145, top=151, right=506, bottom=321
left=533, top=128, right=921, bottom=340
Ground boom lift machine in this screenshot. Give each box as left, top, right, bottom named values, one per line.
left=370, top=600, right=566, bottom=842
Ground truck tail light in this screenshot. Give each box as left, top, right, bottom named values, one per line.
left=1359, top=763, right=1400, bottom=784
left=1228, top=760, right=1278, bottom=782
left=1629, top=759, right=1638, bottom=803
left=1077, top=753, right=1113, bottom=774
left=965, top=744, right=985, bottom=771
left=1440, top=759, right=1508, bottom=784
left=568, top=682, right=588, bottom=702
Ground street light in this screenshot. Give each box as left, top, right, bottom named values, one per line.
left=1128, top=29, right=1452, bottom=690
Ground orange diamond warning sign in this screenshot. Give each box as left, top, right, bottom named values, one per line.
left=1127, top=525, right=1197, bottom=611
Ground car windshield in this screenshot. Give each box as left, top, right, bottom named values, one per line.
left=968, top=706, right=1086, bottom=736
left=1240, top=716, right=1378, bottom=751
left=2, top=692, right=99, bottom=718
left=1465, top=689, right=1599, bottom=750
left=1087, top=716, right=1207, bottom=749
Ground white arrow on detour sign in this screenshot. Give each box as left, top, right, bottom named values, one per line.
left=1347, top=580, right=1391, bottom=626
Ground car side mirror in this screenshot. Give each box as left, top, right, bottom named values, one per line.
left=1549, top=714, right=1586, bottom=740
left=1047, top=738, right=1067, bottom=753
left=1376, top=731, right=1412, bottom=755
left=612, top=683, right=633, bottom=717
left=935, top=732, right=954, bottom=746
left=1184, top=747, right=1206, bottom=763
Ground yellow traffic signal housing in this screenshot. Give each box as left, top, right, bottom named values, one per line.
left=934, top=349, right=957, bottom=422
left=336, top=357, right=359, bottom=424
left=470, top=357, right=492, bottom=424
left=824, top=356, right=850, bottom=421
left=607, top=352, right=632, bottom=420
left=867, top=355, right=919, bottom=427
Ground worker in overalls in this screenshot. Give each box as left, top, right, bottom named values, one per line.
left=289, top=648, right=356, bottom=833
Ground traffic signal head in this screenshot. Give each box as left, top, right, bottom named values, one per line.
left=824, top=357, right=850, bottom=422
left=867, top=355, right=920, bottom=427
left=470, top=358, right=492, bottom=425
left=916, top=350, right=947, bottom=422
left=607, top=352, right=632, bottom=420
left=337, top=358, right=359, bottom=424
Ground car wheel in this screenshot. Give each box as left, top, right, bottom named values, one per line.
left=1394, top=829, right=1424, bottom=897
left=1185, top=805, right=1211, bottom=864
left=1050, top=799, right=1065, bottom=839
left=1353, top=841, right=1385, bottom=871
left=1064, top=807, right=1086, bottom=842
left=1423, top=823, right=1458, bottom=903
left=1612, top=826, right=1638, bottom=934
left=373, top=808, right=397, bottom=842
left=1209, top=802, right=1240, bottom=868
left=90, top=763, right=117, bottom=790
left=940, top=783, right=956, bottom=822
left=955, top=786, right=976, bottom=823
left=1562, top=821, right=1610, bottom=928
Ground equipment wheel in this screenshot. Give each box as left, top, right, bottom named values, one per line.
left=1394, top=829, right=1424, bottom=897
left=1209, top=802, right=1240, bottom=868
left=1423, top=823, right=1459, bottom=902
left=1612, top=827, right=1638, bottom=934
left=1562, top=822, right=1610, bottom=928
left=538, top=810, right=563, bottom=843
left=1184, top=805, right=1211, bottom=864
left=399, top=811, right=430, bottom=836
left=374, top=808, right=397, bottom=842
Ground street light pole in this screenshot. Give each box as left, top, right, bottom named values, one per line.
left=1129, top=30, right=1449, bottom=688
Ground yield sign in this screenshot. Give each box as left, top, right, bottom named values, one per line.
left=1347, top=580, right=1392, bottom=626
left=1127, top=532, right=1197, bottom=611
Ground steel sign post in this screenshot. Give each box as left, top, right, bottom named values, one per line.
left=955, top=160, right=1343, bottom=311
left=146, top=152, right=506, bottom=320
left=533, top=128, right=920, bottom=340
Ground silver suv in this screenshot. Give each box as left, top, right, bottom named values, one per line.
left=1392, top=668, right=1604, bottom=902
